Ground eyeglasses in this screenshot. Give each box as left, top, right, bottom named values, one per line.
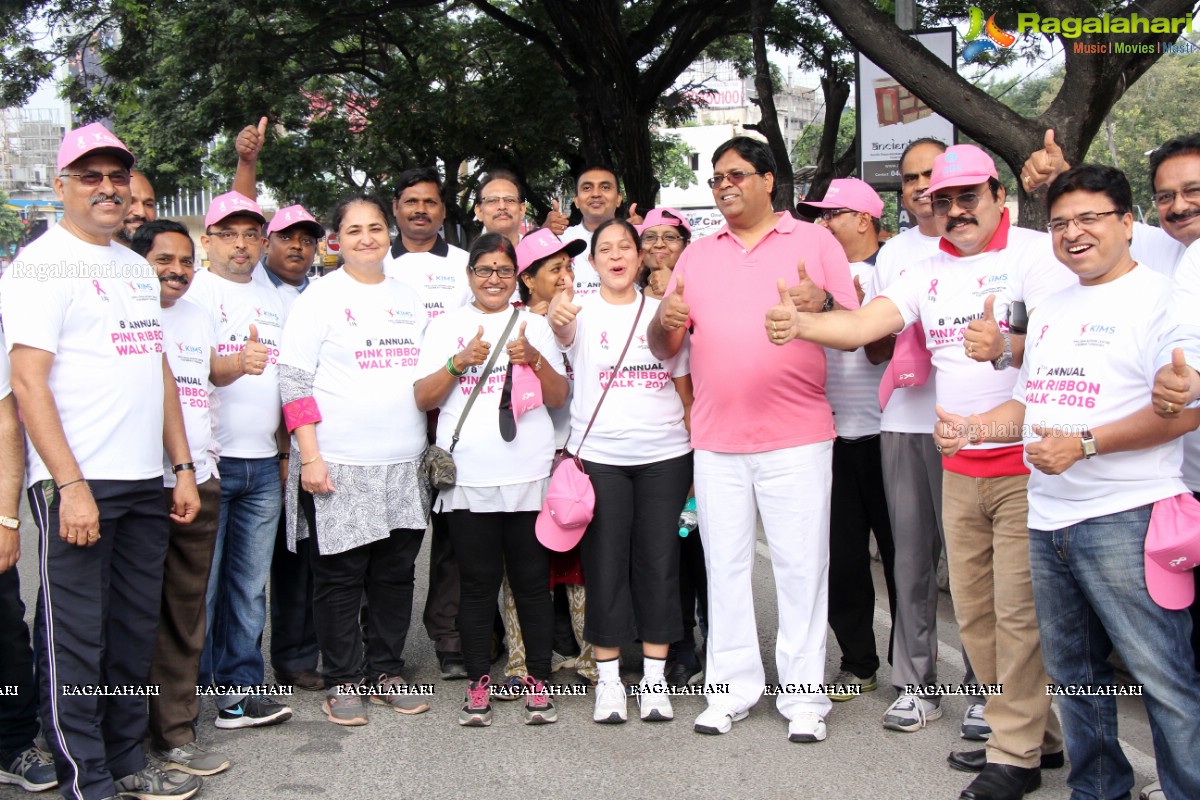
left=1152, top=185, right=1200, bottom=207
left=641, top=232, right=684, bottom=245
left=59, top=170, right=131, bottom=187
left=818, top=209, right=856, bottom=222
left=273, top=231, right=318, bottom=247
left=480, top=195, right=522, bottom=208
left=206, top=230, right=262, bottom=244
left=469, top=265, right=516, bottom=279
left=931, top=193, right=982, bottom=216
left=707, top=171, right=761, bottom=188
left=1046, top=210, right=1120, bottom=234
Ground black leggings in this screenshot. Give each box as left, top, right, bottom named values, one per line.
left=446, top=511, right=552, bottom=681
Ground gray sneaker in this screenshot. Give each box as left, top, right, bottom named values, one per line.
left=150, top=741, right=231, bottom=776
left=322, top=684, right=369, bottom=726
left=827, top=669, right=877, bottom=701
left=369, top=674, right=430, bottom=715
left=0, top=746, right=58, bottom=791
left=113, top=763, right=201, bottom=799
left=882, top=692, right=942, bottom=732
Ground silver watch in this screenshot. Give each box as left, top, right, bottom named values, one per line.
left=0, top=515, right=19, bottom=530
left=991, top=332, right=1012, bottom=370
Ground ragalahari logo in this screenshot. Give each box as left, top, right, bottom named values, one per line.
left=962, top=7, right=1017, bottom=62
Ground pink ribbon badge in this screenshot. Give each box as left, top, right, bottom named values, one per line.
left=457, top=337, right=466, bottom=350
left=1038, top=325, right=1049, bottom=343
left=927, top=279, right=938, bottom=297
left=92, top=280, right=107, bottom=296
left=600, top=331, right=609, bottom=346
left=345, top=308, right=356, bottom=323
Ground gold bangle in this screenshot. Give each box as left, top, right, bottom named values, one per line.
left=300, top=455, right=321, bottom=466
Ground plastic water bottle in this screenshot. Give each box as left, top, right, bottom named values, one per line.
left=678, top=497, right=698, bottom=538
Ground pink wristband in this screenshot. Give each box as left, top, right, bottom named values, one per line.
left=283, top=397, right=322, bottom=432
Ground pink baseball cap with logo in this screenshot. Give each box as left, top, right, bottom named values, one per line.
left=535, top=458, right=595, bottom=552
left=926, top=144, right=1000, bottom=195
left=266, top=205, right=325, bottom=239
left=57, top=122, right=136, bottom=172
left=511, top=364, right=544, bottom=425
left=515, top=227, right=587, bottom=274
left=205, top=191, right=267, bottom=228
left=798, top=178, right=884, bottom=219
left=1145, top=492, right=1200, bottom=610
left=635, top=207, right=692, bottom=235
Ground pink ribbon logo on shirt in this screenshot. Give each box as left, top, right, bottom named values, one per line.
left=1038, top=325, right=1049, bottom=343
left=92, top=280, right=107, bottom=296
left=928, top=279, right=938, bottom=297
left=457, top=337, right=466, bottom=350
left=600, top=331, right=609, bottom=346
left=345, top=309, right=356, bottom=324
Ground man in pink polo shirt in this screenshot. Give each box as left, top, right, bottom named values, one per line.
left=648, top=136, right=858, bottom=743
left=769, top=145, right=1070, bottom=800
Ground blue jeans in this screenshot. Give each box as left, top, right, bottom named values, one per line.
left=1031, top=505, right=1200, bottom=800
left=201, top=457, right=281, bottom=703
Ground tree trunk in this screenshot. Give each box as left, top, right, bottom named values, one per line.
left=807, top=60, right=851, bottom=201
left=745, top=0, right=794, bottom=211
left=809, top=0, right=1193, bottom=229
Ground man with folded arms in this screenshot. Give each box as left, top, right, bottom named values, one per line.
left=767, top=145, right=1069, bottom=800
left=2, top=122, right=200, bottom=800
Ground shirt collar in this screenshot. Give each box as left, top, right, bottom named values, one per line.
left=262, top=260, right=309, bottom=292
left=390, top=234, right=449, bottom=259
left=714, top=210, right=797, bottom=243
left=938, top=208, right=1011, bottom=258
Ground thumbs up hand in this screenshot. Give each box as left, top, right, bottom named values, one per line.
left=236, top=117, right=268, bottom=162
left=1025, top=423, right=1082, bottom=475
left=626, top=202, right=643, bottom=226
left=786, top=259, right=828, bottom=312
left=453, top=325, right=491, bottom=373
left=765, top=276, right=801, bottom=346
left=506, top=320, right=540, bottom=366
left=548, top=282, right=582, bottom=331
left=660, top=273, right=691, bottom=332
left=1020, top=129, right=1069, bottom=192
left=544, top=199, right=569, bottom=235
left=964, top=295, right=1003, bottom=363
left=240, top=323, right=270, bottom=375
left=1153, top=347, right=1200, bottom=417
left=933, top=404, right=970, bottom=458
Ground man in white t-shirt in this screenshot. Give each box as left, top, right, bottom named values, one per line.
left=385, top=167, right=469, bottom=679
left=256, top=204, right=326, bottom=692
left=2, top=123, right=201, bottom=800
left=771, top=145, right=1071, bottom=800
left=474, top=170, right=526, bottom=246
left=130, top=218, right=236, bottom=778
left=548, top=166, right=633, bottom=298
left=112, top=170, right=157, bottom=247
left=796, top=178, right=895, bottom=704
left=185, top=191, right=293, bottom=730
left=942, top=164, right=1200, bottom=800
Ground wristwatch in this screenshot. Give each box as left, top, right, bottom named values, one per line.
left=1080, top=429, right=1097, bottom=459
left=172, top=462, right=196, bottom=474
left=0, top=516, right=19, bottom=530
left=991, top=332, right=1012, bottom=370
left=821, top=291, right=835, bottom=313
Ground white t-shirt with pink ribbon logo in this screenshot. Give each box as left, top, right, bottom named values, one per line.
left=162, top=300, right=217, bottom=487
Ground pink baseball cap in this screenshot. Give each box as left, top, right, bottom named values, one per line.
left=515, top=227, right=586, bottom=274
left=511, top=364, right=544, bottom=425
left=57, top=122, right=135, bottom=172
left=535, top=458, right=595, bottom=552
left=636, top=207, right=692, bottom=235
left=798, top=179, right=884, bottom=219
left=205, top=191, right=267, bottom=228
left=878, top=325, right=933, bottom=410
left=926, top=144, right=1000, bottom=195
left=1145, top=493, right=1200, bottom=610
left=266, top=204, right=325, bottom=239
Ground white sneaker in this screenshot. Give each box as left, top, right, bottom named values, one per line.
left=1139, top=781, right=1164, bottom=800
left=787, top=711, right=827, bottom=743
left=961, top=702, right=991, bottom=739
left=882, top=692, right=942, bottom=732
left=593, top=679, right=627, bottom=724
left=693, top=705, right=748, bottom=735
left=636, top=677, right=674, bottom=721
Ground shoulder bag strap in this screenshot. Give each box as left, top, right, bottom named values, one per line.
left=450, top=307, right=520, bottom=453
left=572, top=292, right=647, bottom=457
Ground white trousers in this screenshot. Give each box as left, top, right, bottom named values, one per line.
left=694, top=442, right=833, bottom=720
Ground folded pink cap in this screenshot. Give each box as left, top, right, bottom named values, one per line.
left=798, top=178, right=884, bottom=219
left=927, top=145, right=1000, bottom=195
left=636, top=207, right=692, bottom=235
left=535, top=459, right=595, bottom=552
left=266, top=205, right=324, bottom=239
left=1145, top=493, right=1200, bottom=610
left=515, top=227, right=587, bottom=274
left=205, top=191, right=267, bottom=228
left=511, top=364, right=544, bottom=425
left=878, top=324, right=933, bottom=410
left=57, top=122, right=135, bottom=172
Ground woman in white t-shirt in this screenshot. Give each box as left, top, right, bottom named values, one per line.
left=278, top=196, right=431, bottom=727
left=414, top=233, right=569, bottom=728
left=547, top=218, right=694, bottom=724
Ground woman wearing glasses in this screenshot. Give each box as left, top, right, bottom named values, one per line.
left=414, top=233, right=568, bottom=727
left=548, top=219, right=694, bottom=724
left=278, top=196, right=431, bottom=727
left=637, top=207, right=692, bottom=299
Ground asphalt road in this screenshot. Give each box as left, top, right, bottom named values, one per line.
left=2, top=499, right=1162, bottom=800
